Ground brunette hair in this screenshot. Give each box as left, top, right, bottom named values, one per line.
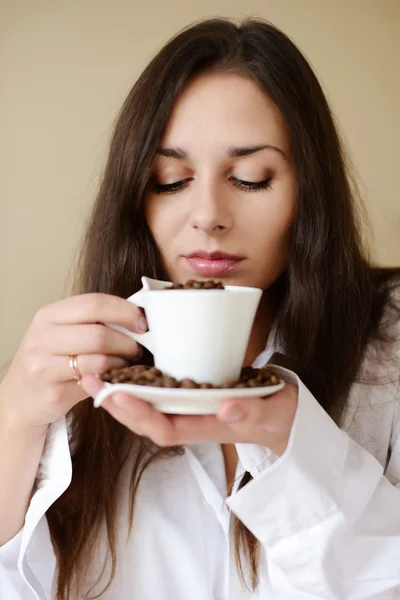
left=46, top=17, right=399, bottom=597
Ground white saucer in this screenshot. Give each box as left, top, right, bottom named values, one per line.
left=94, top=380, right=285, bottom=414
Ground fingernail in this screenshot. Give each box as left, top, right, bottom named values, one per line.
left=81, top=382, right=97, bottom=397
left=219, top=407, right=244, bottom=423
left=111, top=395, right=126, bottom=408
left=138, top=316, right=148, bottom=333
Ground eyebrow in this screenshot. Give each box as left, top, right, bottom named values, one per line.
left=155, top=144, right=286, bottom=160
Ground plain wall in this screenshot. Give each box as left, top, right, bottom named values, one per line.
left=1, top=0, right=399, bottom=372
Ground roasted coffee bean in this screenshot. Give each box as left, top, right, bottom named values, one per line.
left=101, top=364, right=280, bottom=389
left=180, top=379, right=197, bottom=388
left=161, top=376, right=179, bottom=388
left=141, top=370, right=158, bottom=381
left=131, top=365, right=147, bottom=374
left=167, top=279, right=225, bottom=290
left=148, top=367, right=162, bottom=376
left=247, top=379, right=260, bottom=387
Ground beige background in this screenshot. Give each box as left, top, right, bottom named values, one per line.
left=1, top=0, right=399, bottom=373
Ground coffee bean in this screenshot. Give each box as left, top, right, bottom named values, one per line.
left=162, top=376, right=179, bottom=388
left=247, top=379, right=260, bottom=387
left=141, top=370, right=157, bottom=381
left=180, top=379, right=197, bottom=388
left=148, top=367, right=162, bottom=376
left=166, top=279, right=225, bottom=290
left=100, top=364, right=279, bottom=389
left=116, top=374, right=131, bottom=383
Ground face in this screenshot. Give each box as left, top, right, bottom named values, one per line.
left=145, top=72, right=297, bottom=291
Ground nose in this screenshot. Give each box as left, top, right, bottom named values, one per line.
left=189, top=180, right=233, bottom=235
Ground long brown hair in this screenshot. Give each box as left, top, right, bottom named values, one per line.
left=47, top=18, right=399, bottom=597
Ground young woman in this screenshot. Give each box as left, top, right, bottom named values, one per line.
left=1, top=17, right=399, bottom=600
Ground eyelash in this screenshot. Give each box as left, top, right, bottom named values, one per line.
left=151, top=177, right=272, bottom=195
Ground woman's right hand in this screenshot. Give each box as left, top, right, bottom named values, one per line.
left=0, top=293, right=147, bottom=433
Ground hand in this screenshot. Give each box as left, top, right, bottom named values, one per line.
left=81, top=376, right=298, bottom=456
left=0, top=294, right=147, bottom=432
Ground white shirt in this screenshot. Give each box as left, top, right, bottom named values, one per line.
left=1, top=327, right=400, bottom=599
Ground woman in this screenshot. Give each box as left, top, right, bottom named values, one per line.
left=0, top=17, right=399, bottom=600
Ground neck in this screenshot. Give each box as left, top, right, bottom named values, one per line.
left=243, top=290, right=278, bottom=367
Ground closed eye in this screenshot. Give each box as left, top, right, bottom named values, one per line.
left=231, top=177, right=272, bottom=192
left=151, top=178, right=192, bottom=195
left=150, top=176, right=272, bottom=195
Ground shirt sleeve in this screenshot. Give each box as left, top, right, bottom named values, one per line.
left=228, top=366, right=400, bottom=599
left=0, top=417, right=72, bottom=600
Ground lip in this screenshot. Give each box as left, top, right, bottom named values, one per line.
left=183, top=250, right=245, bottom=277
left=185, top=250, right=244, bottom=261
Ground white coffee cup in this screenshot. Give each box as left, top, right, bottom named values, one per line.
left=105, top=277, right=262, bottom=386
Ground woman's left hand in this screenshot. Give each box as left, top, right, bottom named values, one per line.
left=80, top=375, right=298, bottom=456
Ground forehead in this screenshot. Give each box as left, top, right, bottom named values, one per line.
left=161, top=71, right=290, bottom=153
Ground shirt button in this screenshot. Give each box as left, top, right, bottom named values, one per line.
left=202, top=498, right=211, bottom=509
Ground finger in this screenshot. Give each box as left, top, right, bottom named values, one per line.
left=101, top=393, right=178, bottom=447
left=217, top=386, right=297, bottom=427
left=96, top=393, right=247, bottom=446
left=216, top=399, right=247, bottom=423
left=80, top=373, right=107, bottom=397
left=60, top=354, right=129, bottom=382
left=83, top=380, right=231, bottom=445
left=57, top=379, right=94, bottom=407
left=100, top=398, right=147, bottom=437
left=40, top=324, right=143, bottom=358
left=26, top=354, right=130, bottom=385
left=38, top=293, right=148, bottom=334
left=169, top=413, right=234, bottom=443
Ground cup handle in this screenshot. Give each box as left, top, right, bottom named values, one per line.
left=104, top=286, right=154, bottom=354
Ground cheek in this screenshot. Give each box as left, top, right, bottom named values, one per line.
left=146, top=197, right=172, bottom=241
left=245, top=186, right=296, bottom=283
left=145, top=196, right=186, bottom=250
left=251, top=192, right=295, bottom=252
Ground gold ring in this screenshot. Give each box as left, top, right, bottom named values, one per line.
left=69, top=354, right=82, bottom=382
